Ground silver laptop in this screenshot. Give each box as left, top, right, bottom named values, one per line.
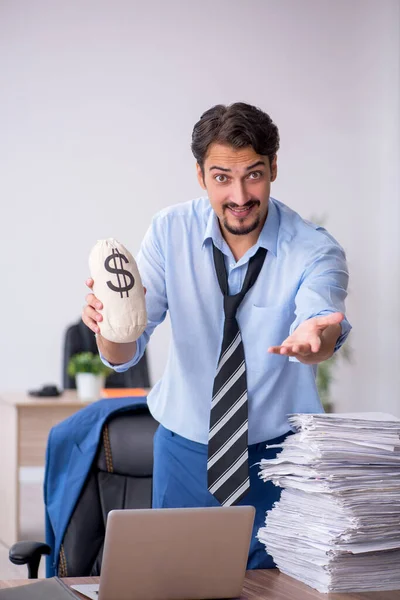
left=72, top=505, right=255, bottom=600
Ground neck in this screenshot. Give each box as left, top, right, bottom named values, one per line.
left=223, top=229, right=260, bottom=261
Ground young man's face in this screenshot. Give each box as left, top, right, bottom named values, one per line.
left=197, top=143, right=277, bottom=238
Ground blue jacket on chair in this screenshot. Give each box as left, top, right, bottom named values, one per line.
left=44, top=396, right=148, bottom=577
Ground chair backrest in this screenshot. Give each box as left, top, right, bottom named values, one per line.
left=62, top=320, right=150, bottom=389
left=57, top=408, right=158, bottom=577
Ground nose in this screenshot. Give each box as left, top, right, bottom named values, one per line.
left=230, top=180, right=248, bottom=206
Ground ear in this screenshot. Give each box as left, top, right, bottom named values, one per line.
left=270, top=155, right=278, bottom=182
left=196, top=163, right=207, bottom=190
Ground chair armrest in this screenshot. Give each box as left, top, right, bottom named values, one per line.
left=9, top=541, right=51, bottom=578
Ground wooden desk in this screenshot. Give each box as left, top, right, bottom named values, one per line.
left=0, top=572, right=399, bottom=599
left=0, top=390, right=150, bottom=547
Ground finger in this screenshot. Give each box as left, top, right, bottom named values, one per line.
left=85, top=293, right=103, bottom=310
left=82, top=310, right=101, bottom=334
left=291, top=344, right=312, bottom=355
left=86, top=319, right=100, bottom=334
left=268, top=346, right=285, bottom=354
left=282, top=343, right=312, bottom=356
left=83, top=305, right=103, bottom=325
left=86, top=278, right=94, bottom=289
left=286, top=341, right=317, bottom=355
left=268, top=344, right=312, bottom=357
left=280, top=346, right=302, bottom=357
left=268, top=346, right=293, bottom=356
left=314, top=312, right=344, bottom=330
left=84, top=305, right=103, bottom=323
left=267, top=334, right=294, bottom=353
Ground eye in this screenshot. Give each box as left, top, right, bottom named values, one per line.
left=247, top=171, right=263, bottom=180
left=214, top=174, right=229, bottom=183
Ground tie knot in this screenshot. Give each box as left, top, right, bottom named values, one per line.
left=213, top=244, right=268, bottom=320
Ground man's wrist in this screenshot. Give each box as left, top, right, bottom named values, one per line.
left=95, top=333, right=137, bottom=366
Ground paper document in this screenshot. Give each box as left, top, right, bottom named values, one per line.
left=257, top=412, right=400, bottom=593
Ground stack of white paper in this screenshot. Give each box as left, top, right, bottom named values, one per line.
left=257, top=412, right=400, bottom=593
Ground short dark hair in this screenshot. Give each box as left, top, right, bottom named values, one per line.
left=191, top=102, right=280, bottom=173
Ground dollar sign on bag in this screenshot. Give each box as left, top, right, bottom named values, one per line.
left=105, top=248, right=135, bottom=298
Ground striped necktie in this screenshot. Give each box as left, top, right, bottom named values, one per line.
left=207, top=245, right=267, bottom=506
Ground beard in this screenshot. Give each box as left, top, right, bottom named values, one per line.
left=222, top=200, right=261, bottom=236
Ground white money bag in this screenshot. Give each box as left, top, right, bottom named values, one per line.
left=89, top=238, right=147, bottom=343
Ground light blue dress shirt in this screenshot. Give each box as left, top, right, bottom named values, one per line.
left=101, top=197, right=351, bottom=444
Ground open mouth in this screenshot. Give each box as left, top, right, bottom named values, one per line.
left=226, top=203, right=257, bottom=219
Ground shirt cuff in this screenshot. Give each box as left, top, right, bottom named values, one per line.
left=99, top=343, right=141, bottom=373
left=333, top=316, right=352, bottom=352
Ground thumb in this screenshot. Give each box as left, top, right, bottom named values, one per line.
left=314, top=312, right=344, bottom=330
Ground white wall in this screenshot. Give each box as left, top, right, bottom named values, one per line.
left=0, top=0, right=399, bottom=413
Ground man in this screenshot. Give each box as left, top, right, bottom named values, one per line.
left=82, top=102, right=351, bottom=569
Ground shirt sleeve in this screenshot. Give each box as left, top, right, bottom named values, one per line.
left=288, top=243, right=351, bottom=362
left=99, top=214, right=168, bottom=372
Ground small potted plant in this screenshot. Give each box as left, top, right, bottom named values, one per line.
left=67, top=351, right=113, bottom=401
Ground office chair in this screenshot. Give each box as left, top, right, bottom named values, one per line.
left=9, top=407, right=158, bottom=578
left=63, top=320, right=150, bottom=389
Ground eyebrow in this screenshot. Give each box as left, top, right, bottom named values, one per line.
left=209, top=160, right=266, bottom=172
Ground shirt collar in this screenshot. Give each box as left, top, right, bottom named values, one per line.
left=202, top=206, right=224, bottom=251
left=202, top=197, right=279, bottom=257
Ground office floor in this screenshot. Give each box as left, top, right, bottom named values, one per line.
left=0, top=482, right=45, bottom=579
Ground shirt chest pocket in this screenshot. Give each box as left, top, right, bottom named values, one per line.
left=240, top=304, right=294, bottom=373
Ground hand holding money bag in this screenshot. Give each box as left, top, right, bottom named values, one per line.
left=89, top=239, right=147, bottom=343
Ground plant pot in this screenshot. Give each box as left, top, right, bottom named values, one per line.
left=75, top=373, right=105, bottom=402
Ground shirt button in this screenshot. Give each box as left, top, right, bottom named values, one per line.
left=230, top=263, right=235, bottom=268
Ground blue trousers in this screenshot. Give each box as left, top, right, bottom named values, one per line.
left=152, top=424, right=290, bottom=570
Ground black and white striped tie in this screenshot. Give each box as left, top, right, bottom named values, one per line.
left=207, top=245, right=267, bottom=506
